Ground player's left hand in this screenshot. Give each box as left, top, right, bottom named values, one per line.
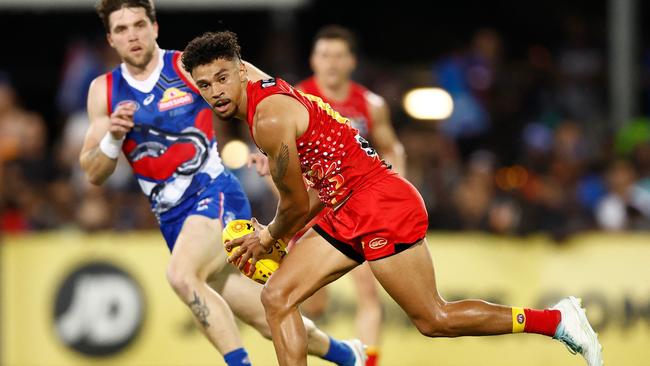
left=226, top=218, right=273, bottom=275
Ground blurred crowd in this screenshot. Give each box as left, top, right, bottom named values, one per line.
left=2, top=20, right=650, bottom=240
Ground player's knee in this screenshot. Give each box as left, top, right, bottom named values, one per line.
left=412, top=310, right=453, bottom=338
left=261, top=283, right=294, bottom=316
left=166, top=264, right=199, bottom=299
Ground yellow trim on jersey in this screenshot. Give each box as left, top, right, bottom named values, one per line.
left=512, top=307, right=526, bottom=333
left=296, top=90, right=349, bottom=124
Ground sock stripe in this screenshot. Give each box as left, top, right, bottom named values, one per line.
left=512, top=306, right=526, bottom=333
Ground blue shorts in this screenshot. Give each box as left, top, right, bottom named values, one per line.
left=159, top=171, right=251, bottom=251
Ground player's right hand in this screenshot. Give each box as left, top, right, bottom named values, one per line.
left=108, top=102, right=136, bottom=139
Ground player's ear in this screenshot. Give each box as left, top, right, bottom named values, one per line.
left=106, top=33, right=115, bottom=48
left=152, top=21, right=159, bottom=39
left=238, top=59, right=247, bottom=81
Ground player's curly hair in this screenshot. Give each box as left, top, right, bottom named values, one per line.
left=313, top=25, right=358, bottom=55
left=182, top=31, right=242, bottom=74
left=95, top=0, right=156, bottom=32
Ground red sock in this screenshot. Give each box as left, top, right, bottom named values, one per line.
left=524, top=308, right=561, bottom=337
left=366, top=347, right=379, bottom=366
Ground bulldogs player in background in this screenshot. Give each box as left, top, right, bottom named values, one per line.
left=79, top=1, right=367, bottom=366
left=183, top=31, right=602, bottom=366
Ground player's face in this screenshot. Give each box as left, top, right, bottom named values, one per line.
left=191, top=58, right=247, bottom=120
left=106, top=7, right=158, bottom=69
left=311, top=39, right=356, bottom=88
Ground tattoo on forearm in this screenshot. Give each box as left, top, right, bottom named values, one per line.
left=271, top=142, right=290, bottom=193
left=189, top=291, right=210, bottom=328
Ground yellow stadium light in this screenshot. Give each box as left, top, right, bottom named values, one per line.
left=221, top=140, right=250, bottom=169
left=403, top=87, right=454, bottom=120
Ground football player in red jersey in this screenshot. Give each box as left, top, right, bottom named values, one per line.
left=295, top=25, right=406, bottom=366
left=183, top=31, right=602, bottom=366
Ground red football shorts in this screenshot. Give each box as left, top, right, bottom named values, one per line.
left=313, top=173, right=428, bottom=262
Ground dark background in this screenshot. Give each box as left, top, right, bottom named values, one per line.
left=0, top=0, right=613, bottom=129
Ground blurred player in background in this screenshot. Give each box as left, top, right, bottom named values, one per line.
left=295, top=25, right=407, bottom=366
left=183, top=31, right=603, bottom=366
left=79, top=1, right=366, bottom=365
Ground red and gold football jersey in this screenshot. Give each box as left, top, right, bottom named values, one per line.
left=245, top=78, right=390, bottom=206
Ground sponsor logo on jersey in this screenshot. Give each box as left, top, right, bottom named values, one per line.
left=143, top=93, right=155, bottom=106
left=368, top=237, right=388, bottom=250
left=117, top=100, right=140, bottom=111
left=158, top=87, right=193, bottom=112
left=261, top=78, right=276, bottom=88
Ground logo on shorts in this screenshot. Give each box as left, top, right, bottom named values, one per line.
left=196, top=197, right=213, bottom=212
left=517, top=313, right=525, bottom=324
left=368, top=237, right=388, bottom=250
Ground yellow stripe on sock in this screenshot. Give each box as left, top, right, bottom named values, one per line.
left=512, top=307, right=526, bottom=333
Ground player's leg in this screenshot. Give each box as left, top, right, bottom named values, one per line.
left=166, top=215, right=248, bottom=364
left=291, top=210, right=331, bottom=320
left=368, top=239, right=602, bottom=365
left=260, top=228, right=364, bottom=366
left=350, top=263, right=382, bottom=366
left=368, top=239, right=513, bottom=336
left=207, top=267, right=272, bottom=337
left=211, top=267, right=355, bottom=363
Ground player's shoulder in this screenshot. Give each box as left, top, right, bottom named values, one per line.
left=254, top=83, right=306, bottom=124
left=87, top=72, right=111, bottom=101
left=249, top=78, right=296, bottom=101
left=256, top=92, right=299, bottom=117
left=170, top=49, right=191, bottom=75
left=87, top=73, right=112, bottom=117
left=169, top=49, right=183, bottom=63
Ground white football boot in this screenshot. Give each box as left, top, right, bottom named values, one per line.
left=552, top=296, right=603, bottom=366
left=341, top=339, right=367, bottom=366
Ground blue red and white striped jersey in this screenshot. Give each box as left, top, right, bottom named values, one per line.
left=106, top=49, right=223, bottom=217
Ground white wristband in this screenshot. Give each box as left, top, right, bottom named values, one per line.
left=99, top=132, right=125, bottom=159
